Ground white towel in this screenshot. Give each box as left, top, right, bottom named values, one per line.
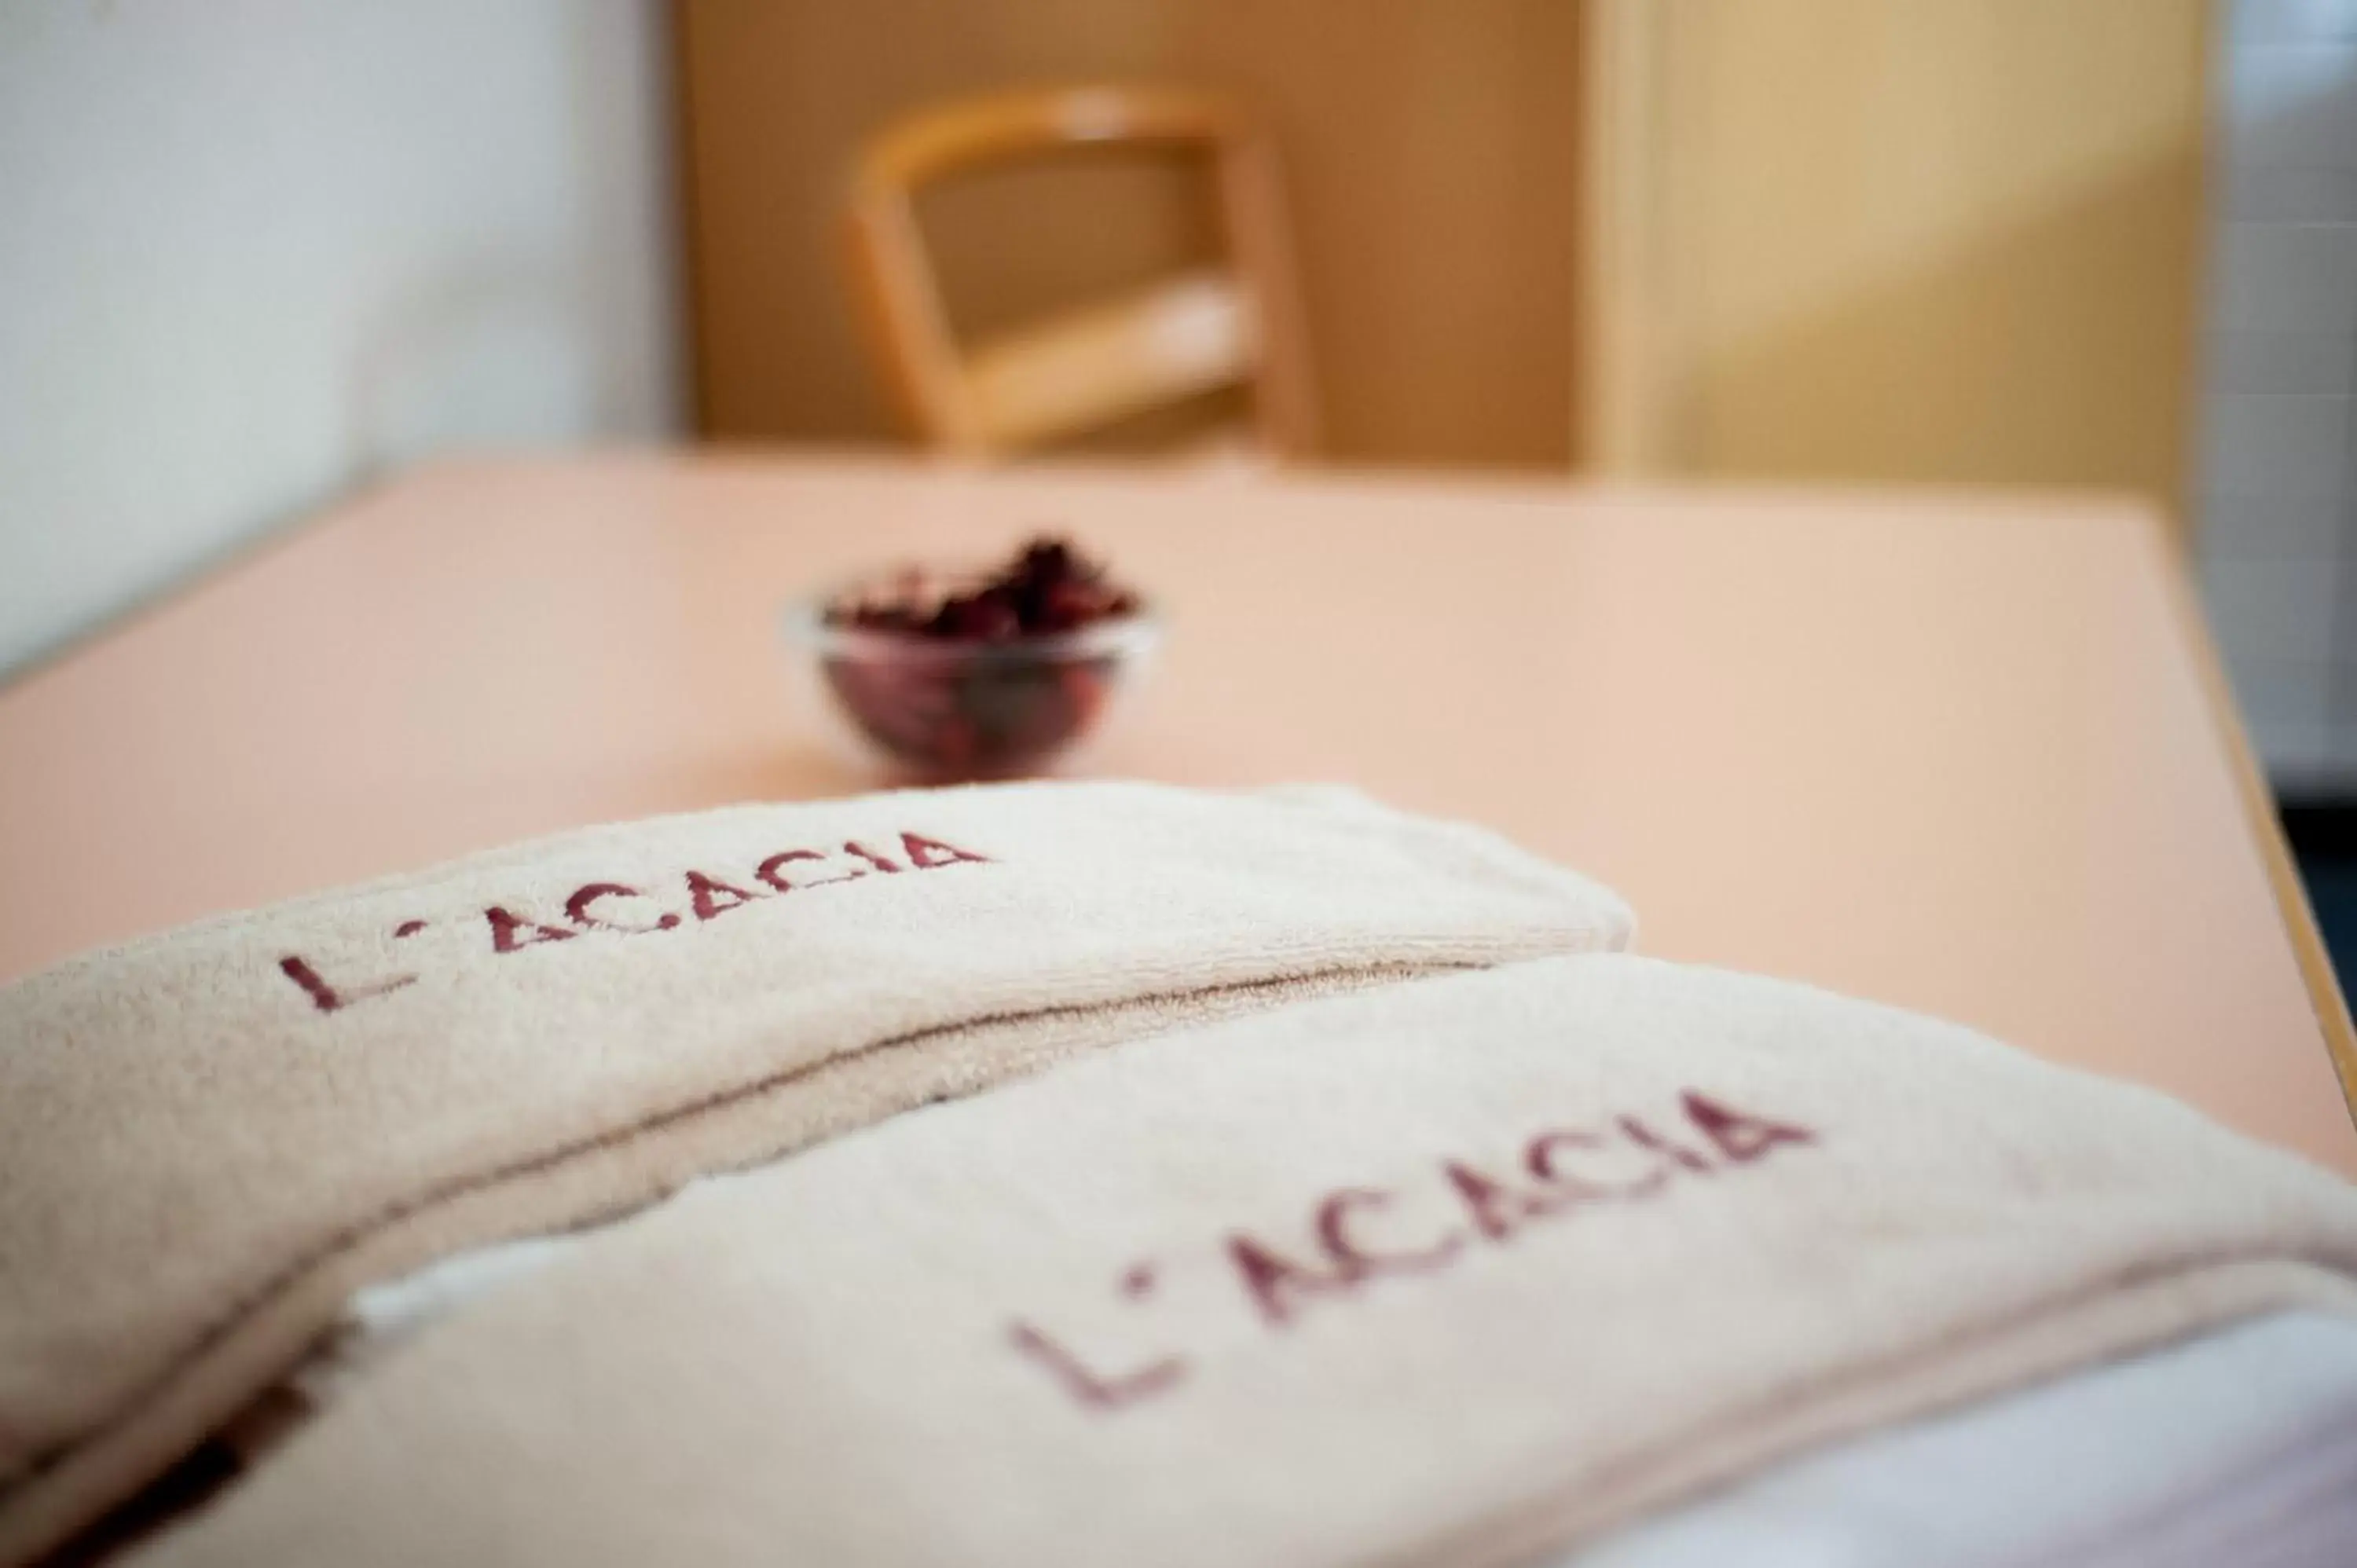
left=0, top=782, right=1630, bottom=1567
left=126, top=954, right=2357, bottom=1568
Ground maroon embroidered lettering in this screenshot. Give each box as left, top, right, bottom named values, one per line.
left=1315, top=1188, right=1460, bottom=1279
left=1008, top=1321, right=1185, bottom=1411
left=277, top=955, right=416, bottom=1013
left=1618, top=1114, right=1716, bottom=1174
left=900, top=831, right=990, bottom=869
left=1683, top=1090, right=1816, bottom=1163
left=755, top=848, right=858, bottom=893
left=485, top=907, right=577, bottom=954
left=564, top=883, right=681, bottom=935
left=1008, top=1090, right=1825, bottom=1387
left=683, top=870, right=764, bottom=922
left=1227, top=1233, right=1358, bottom=1327
left=1526, top=1128, right=1665, bottom=1201
left=283, top=828, right=995, bottom=1020
left=1444, top=1160, right=1545, bottom=1241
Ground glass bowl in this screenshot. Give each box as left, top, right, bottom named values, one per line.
left=781, top=595, right=1163, bottom=779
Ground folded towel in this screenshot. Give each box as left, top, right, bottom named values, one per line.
left=124, top=955, right=2357, bottom=1568
left=0, top=782, right=1632, bottom=1567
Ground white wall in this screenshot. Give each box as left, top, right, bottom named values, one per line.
left=2196, top=0, right=2357, bottom=789
left=0, top=0, right=682, bottom=676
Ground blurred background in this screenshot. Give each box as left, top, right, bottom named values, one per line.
left=0, top=2, right=2352, bottom=843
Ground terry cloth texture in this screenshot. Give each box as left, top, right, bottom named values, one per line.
left=0, top=782, right=1633, bottom=1566
left=126, top=956, right=2357, bottom=1568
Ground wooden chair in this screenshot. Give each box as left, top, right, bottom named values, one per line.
left=845, top=84, right=1318, bottom=460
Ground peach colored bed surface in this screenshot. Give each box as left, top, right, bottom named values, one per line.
left=0, top=451, right=2349, bottom=1174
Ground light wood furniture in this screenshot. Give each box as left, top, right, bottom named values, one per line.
left=675, top=0, right=1580, bottom=467
left=0, top=456, right=2348, bottom=1174
left=845, top=83, right=1316, bottom=458
left=1578, top=0, right=2209, bottom=522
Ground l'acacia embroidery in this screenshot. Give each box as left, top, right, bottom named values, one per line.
left=1008, top=1088, right=1817, bottom=1411
left=277, top=830, right=989, bottom=1013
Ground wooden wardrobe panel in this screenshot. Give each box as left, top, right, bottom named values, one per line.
left=675, top=0, right=1580, bottom=469
left=1582, top=0, right=2209, bottom=517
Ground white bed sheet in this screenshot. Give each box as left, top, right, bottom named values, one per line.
left=1565, top=1311, right=2357, bottom=1568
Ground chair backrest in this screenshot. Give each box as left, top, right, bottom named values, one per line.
left=845, top=84, right=1318, bottom=459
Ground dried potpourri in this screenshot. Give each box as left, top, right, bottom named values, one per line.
left=819, top=537, right=1144, bottom=775
left=825, top=537, right=1140, bottom=639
